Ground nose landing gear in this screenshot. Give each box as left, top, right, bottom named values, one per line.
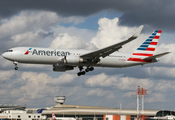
left=13, top=61, right=18, bottom=70
left=15, top=66, right=18, bottom=70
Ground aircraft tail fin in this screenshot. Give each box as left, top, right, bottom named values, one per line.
left=52, top=112, right=56, bottom=120
left=132, top=30, right=162, bottom=57
left=37, top=109, right=44, bottom=113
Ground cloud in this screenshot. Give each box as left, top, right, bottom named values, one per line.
left=11, top=31, right=45, bottom=46
left=144, top=67, right=175, bottom=80
left=119, top=1, right=175, bottom=31
left=154, top=80, right=175, bottom=92
left=85, top=73, right=154, bottom=90
left=90, top=17, right=137, bottom=49
left=85, top=73, right=117, bottom=87
left=87, top=88, right=108, bottom=96
left=1, top=0, right=175, bottom=31
left=20, top=72, right=55, bottom=99
left=123, top=92, right=135, bottom=98
left=47, top=73, right=77, bottom=86
left=0, top=11, right=59, bottom=39
left=51, top=25, right=96, bottom=42
left=156, top=43, right=175, bottom=65
left=87, top=88, right=115, bottom=99
left=0, top=70, right=16, bottom=81
left=90, top=17, right=151, bottom=54
left=0, top=11, right=58, bottom=52
left=0, top=71, right=79, bottom=107
left=146, top=93, right=166, bottom=103
left=0, top=10, right=85, bottom=53
left=50, top=33, right=96, bottom=50
left=0, top=0, right=112, bottom=18
left=10, top=89, right=24, bottom=99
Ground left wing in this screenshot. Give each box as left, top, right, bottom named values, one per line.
left=80, top=25, right=144, bottom=63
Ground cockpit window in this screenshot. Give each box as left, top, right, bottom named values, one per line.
left=7, top=50, right=13, bottom=52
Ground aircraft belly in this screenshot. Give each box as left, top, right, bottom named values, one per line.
left=122, top=61, right=149, bottom=67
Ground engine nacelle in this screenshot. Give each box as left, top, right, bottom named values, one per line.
left=53, top=65, right=74, bottom=72
left=64, top=56, right=84, bottom=64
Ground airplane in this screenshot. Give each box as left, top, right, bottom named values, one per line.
left=52, top=113, right=76, bottom=120
left=2, top=25, right=170, bottom=76
left=150, top=115, right=175, bottom=120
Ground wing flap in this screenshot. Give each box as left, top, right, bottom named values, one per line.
left=80, top=25, right=144, bottom=60
left=142, top=52, right=171, bottom=60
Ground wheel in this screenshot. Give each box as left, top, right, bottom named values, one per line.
left=77, top=72, right=81, bottom=76
left=81, top=71, right=86, bottom=75
left=85, top=68, right=89, bottom=72
left=14, top=67, right=18, bottom=70
left=89, top=67, right=94, bottom=71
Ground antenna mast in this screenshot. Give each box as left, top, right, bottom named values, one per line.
left=137, top=86, right=147, bottom=120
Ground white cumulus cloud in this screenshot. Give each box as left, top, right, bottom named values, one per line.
left=85, top=73, right=154, bottom=90
left=87, top=88, right=115, bottom=99
left=50, top=33, right=96, bottom=50
left=90, top=17, right=138, bottom=49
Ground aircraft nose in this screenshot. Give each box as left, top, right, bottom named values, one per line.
left=2, top=53, right=5, bottom=58
left=2, top=52, right=7, bottom=59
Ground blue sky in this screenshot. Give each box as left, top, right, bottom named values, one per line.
left=73, top=11, right=122, bottom=30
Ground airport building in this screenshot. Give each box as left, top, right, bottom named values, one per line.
left=0, top=105, right=46, bottom=120
left=0, top=96, right=173, bottom=120
left=42, top=96, right=158, bottom=120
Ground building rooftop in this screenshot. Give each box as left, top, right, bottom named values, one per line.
left=42, top=103, right=158, bottom=116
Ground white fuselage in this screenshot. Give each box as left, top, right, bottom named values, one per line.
left=2, top=47, right=155, bottom=68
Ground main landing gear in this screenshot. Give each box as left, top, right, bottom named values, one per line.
left=77, top=66, right=94, bottom=76
left=13, top=61, right=18, bottom=70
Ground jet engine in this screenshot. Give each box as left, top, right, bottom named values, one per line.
left=53, top=65, right=74, bottom=72
left=64, top=56, right=85, bottom=64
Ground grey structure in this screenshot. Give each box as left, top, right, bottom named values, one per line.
left=42, top=103, right=158, bottom=116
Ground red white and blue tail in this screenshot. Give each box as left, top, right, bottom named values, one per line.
left=128, top=30, right=162, bottom=62
left=52, top=113, right=56, bottom=120
left=133, top=30, right=161, bottom=57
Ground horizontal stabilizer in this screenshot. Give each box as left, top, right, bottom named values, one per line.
left=142, top=52, right=171, bottom=60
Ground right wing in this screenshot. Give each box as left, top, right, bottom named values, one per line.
left=80, top=25, right=144, bottom=63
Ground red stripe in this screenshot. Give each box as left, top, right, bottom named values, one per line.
left=146, top=48, right=155, bottom=51
left=154, top=36, right=160, bottom=39
left=133, top=53, right=153, bottom=56
left=158, top=30, right=162, bottom=33
left=24, top=50, right=29, bottom=55
left=150, top=42, right=157, bottom=45
left=127, top=58, right=152, bottom=62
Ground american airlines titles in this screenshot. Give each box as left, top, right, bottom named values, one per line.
left=32, top=49, right=70, bottom=56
